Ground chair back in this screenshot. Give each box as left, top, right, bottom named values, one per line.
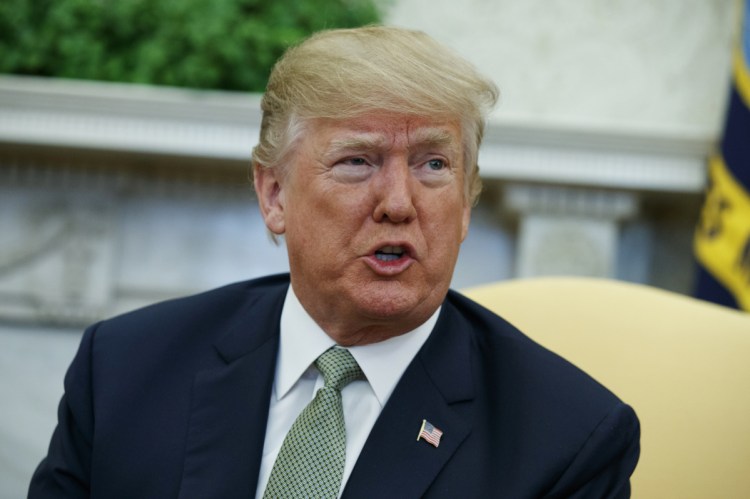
left=463, top=277, right=750, bottom=499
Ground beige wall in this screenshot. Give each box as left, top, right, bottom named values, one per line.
left=386, top=0, right=734, bottom=132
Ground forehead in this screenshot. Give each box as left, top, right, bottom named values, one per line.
left=305, top=113, right=463, bottom=153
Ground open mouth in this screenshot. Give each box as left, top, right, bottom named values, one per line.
left=375, top=245, right=406, bottom=262
left=366, top=243, right=414, bottom=275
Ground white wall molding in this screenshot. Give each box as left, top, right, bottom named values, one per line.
left=0, top=75, right=715, bottom=193
left=0, top=76, right=261, bottom=160
left=503, top=184, right=639, bottom=278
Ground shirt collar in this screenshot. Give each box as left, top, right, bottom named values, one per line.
left=276, top=284, right=438, bottom=407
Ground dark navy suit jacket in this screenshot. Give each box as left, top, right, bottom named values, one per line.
left=29, top=273, right=639, bottom=498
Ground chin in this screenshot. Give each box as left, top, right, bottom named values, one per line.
left=357, top=282, right=439, bottom=322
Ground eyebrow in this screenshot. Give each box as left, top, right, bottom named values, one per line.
left=410, top=128, right=458, bottom=149
left=326, top=135, right=388, bottom=156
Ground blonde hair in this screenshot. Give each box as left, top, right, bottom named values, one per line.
left=251, top=25, right=498, bottom=205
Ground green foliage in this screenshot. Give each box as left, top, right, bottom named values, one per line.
left=0, top=0, right=382, bottom=91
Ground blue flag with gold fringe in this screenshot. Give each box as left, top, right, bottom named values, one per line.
left=694, top=0, right=750, bottom=311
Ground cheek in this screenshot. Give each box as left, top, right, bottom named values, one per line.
left=422, top=205, right=468, bottom=266
left=311, top=185, right=373, bottom=232
left=285, top=190, right=363, bottom=255
left=428, top=193, right=467, bottom=234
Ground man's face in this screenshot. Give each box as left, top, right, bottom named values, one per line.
left=255, top=112, right=471, bottom=345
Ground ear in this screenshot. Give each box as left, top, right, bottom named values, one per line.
left=254, top=163, right=286, bottom=235
left=460, top=202, right=471, bottom=242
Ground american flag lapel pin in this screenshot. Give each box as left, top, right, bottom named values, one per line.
left=416, top=419, right=443, bottom=448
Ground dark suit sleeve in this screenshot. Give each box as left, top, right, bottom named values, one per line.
left=545, top=402, right=641, bottom=499
left=28, top=324, right=98, bottom=498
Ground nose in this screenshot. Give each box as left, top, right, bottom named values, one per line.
left=372, top=161, right=417, bottom=223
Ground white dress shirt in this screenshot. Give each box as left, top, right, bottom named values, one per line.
left=254, top=285, right=438, bottom=498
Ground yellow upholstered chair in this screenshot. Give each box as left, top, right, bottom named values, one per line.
left=463, top=277, right=750, bottom=499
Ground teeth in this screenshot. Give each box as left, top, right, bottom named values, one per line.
left=376, top=253, right=401, bottom=262
left=378, top=246, right=404, bottom=255
left=375, top=245, right=405, bottom=262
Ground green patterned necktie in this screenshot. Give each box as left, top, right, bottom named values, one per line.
left=263, top=346, right=364, bottom=498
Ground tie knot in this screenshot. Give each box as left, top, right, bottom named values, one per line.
left=315, top=346, right=364, bottom=391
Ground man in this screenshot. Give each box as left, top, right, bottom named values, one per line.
left=30, top=26, right=639, bottom=498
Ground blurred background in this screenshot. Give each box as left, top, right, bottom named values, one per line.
left=0, top=0, right=745, bottom=496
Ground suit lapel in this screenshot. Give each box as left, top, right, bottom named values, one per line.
left=342, top=302, right=475, bottom=498
left=178, top=283, right=286, bottom=499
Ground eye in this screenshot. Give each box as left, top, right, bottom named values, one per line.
left=426, top=159, right=446, bottom=171
left=343, top=157, right=368, bottom=166
left=413, top=156, right=454, bottom=187
left=331, top=156, right=374, bottom=183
